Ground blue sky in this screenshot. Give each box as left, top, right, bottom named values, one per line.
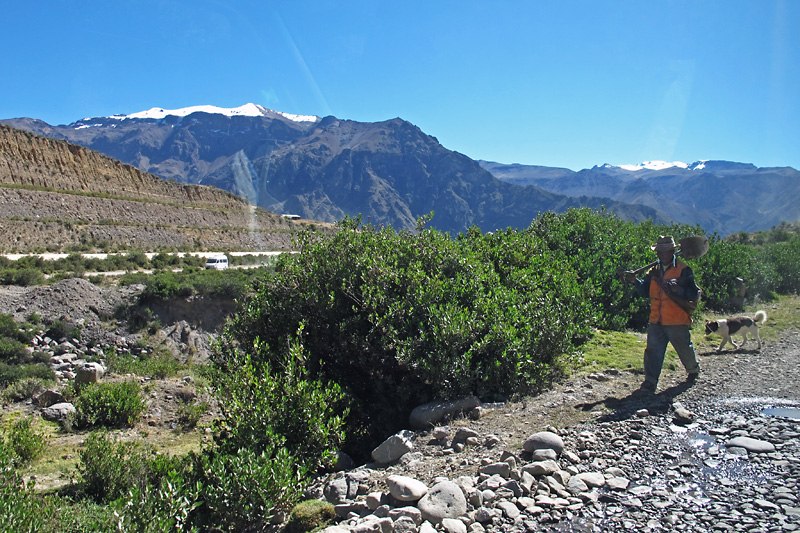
left=2, top=1, right=797, bottom=171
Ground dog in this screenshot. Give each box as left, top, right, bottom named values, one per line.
left=705, top=310, right=767, bottom=352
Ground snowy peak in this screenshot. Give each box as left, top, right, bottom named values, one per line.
left=593, top=159, right=716, bottom=172
left=101, top=103, right=320, bottom=123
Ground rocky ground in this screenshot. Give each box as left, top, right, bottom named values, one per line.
left=313, top=319, right=800, bottom=532
left=1, top=280, right=799, bottom=532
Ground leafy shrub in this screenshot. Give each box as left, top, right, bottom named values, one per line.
left=0, top=267, right=45, bottom=286
left=0, top=442, right=48, bottom=532
left=762, top=235, right=800, bottom=294
left=106, top=349, right=179, bottom=379
left=4, top=416, right=47, bottom=465
left=0, top=337, right=27, bottom=363
left=73, top=381, right=146, bottom=428
left=693, top=236, right=779, bottom=310
left=213, top=328, right=347, bottom=468
left=113, top=470, right=201, bottom=533
left=0, top=376, right=53, bottom=404
left=177, top=400, right=209, bottom=430
left=45, top=319, right=81, bottom=342
left=188, top=446, right=306, bottom=531
left=78, top=431, right=182, bottom=503
left=0, top=363, right=55, bottom=388
left=224, top=218, right=590, bottom=457
left=285, top=500, right=337, bottom=533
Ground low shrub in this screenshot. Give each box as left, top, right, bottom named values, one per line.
left=285, top=500, right=337, bottom=533
left=0, top=363, right=55, bottom=389
left=73, top=381, right=146, bottom=428
left=0, top=376, right=53, bottom=404
left=225, top=218, right=589, bottom=457
left=113, top=470, right=202, bottom=533
left=106, top=349, right=179, bottom=380
left=3, top=415, right=47, bottom=465
left=78, top=430, right=182, bottom=503
left=188, top=446, right=306, bottom=530
left=177, top=400, right=209, bottom=430
left=45, top=319, right=81, bottom=342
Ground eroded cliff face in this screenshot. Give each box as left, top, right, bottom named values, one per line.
left=0, top=124, right=313, bottom=253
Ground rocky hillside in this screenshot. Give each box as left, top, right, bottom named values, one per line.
left=0, top=124, right=314, bottom=253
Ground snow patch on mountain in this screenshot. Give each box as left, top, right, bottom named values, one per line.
left=617, top=161, right=688, bottom=171
left=104, top=103, right=319, bottom=123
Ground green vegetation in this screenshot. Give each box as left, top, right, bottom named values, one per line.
left=0, top=209, right=799, bottom=531
left=284, top=499, right=337, bottom=533
left=73, top=381, right=147, bottom=428
left=2, top=415, right=47, bottom=466
left=0, top=251, right=280, bottom=287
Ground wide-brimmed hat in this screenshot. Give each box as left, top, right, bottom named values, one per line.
left=651, top=235, right=677, bottom=251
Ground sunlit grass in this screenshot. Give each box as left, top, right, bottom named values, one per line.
left=573, top=294, right=800, bottom=378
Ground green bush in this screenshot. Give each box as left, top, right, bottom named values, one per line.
left=113, top=470, right=201, bottom=533
left=188, top=446, right=306, bottom=531
left=106, top=349, right=179, bottom=380
left=0, top=376, right=53, bottom=404
left=0, top=267, right=45, bottom=286
left=285, top=499, right=337, bottom=533
left=45, top=319, right=81, bottom=342
left=73, top=381, right=146, bottom=428
left=4, top=416, right=47, bottom=465
left=762, top=235, right=800, bottom=294
left=0, top=363, right=55, bottom=388
left=225, top=218, right=590, bottom=457
left=177, top=400, right=209, bottom=430
left=0, top=337, right=27, bottom=362
left=0, top=442, right=49, bottom=532
left=213, top=328, right=347, bottom=468
left=78, top=430, right=182, bottom=503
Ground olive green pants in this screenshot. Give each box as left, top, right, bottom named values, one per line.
left=643, top=324, right=700, bottom=386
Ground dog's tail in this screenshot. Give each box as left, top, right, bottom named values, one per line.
left=754, top=310, right=767, bottom=324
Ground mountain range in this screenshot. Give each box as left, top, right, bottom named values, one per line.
left=4, top=104, right=797, bottom=236
left=480, top=160, right=800, bottom=235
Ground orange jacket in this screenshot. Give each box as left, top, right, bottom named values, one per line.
left=647, top=259, right=693, bottom=326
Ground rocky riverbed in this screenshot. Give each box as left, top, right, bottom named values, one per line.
left=310, top=326, right=800, bottom=533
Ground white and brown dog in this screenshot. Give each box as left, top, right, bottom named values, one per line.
left=705, top=310, right=767, bottom=352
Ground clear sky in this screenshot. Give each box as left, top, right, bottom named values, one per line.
left=2, top=1, right=797, bottom=171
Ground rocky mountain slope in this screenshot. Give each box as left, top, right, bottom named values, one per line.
left=481, top=159, right=800, bottom=235
left=2, top=106, right=665, bottom=235
left=0, top=124, right=314, bottom=253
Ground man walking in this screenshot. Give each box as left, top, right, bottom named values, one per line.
left=626, top=235, right=701, bottom=392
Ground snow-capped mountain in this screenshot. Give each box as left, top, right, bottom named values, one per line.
left=2, top=102, right=796, bottom=236
left=101, top=103, right=320, bottom=124
left=2, top=106, right=663, bottom=235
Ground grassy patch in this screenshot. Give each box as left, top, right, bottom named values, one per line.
left=574, top=294, right=800, bottom=377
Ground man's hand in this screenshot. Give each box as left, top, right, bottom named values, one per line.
left=625, top=272, right=638, bottom=284
left=660, top=278, right=679, bottom=293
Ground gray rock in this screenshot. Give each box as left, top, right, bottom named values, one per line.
left=387, top=475, right=428, bottom=501
left=409, top=396, right=480, bottom=429
left=726, top=436, right=775, bottom=453
left=417, top=481, right=468, bottom=524
left=523, top=431, right=564, bottom=455
left=34, top=389, right=64, bottom=408
left=441, top=517, right=467, bottom=533
left=522, top=459, right=560, bottom=476
left=371, top=430, right=415, bottom=464
left=574, top=472, right=605, bottom=488
left=41, top=402, right=75, bottom=422
left=74, top=362, right=105, bottom=389
left=478, top=462, right=511, bottom=477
